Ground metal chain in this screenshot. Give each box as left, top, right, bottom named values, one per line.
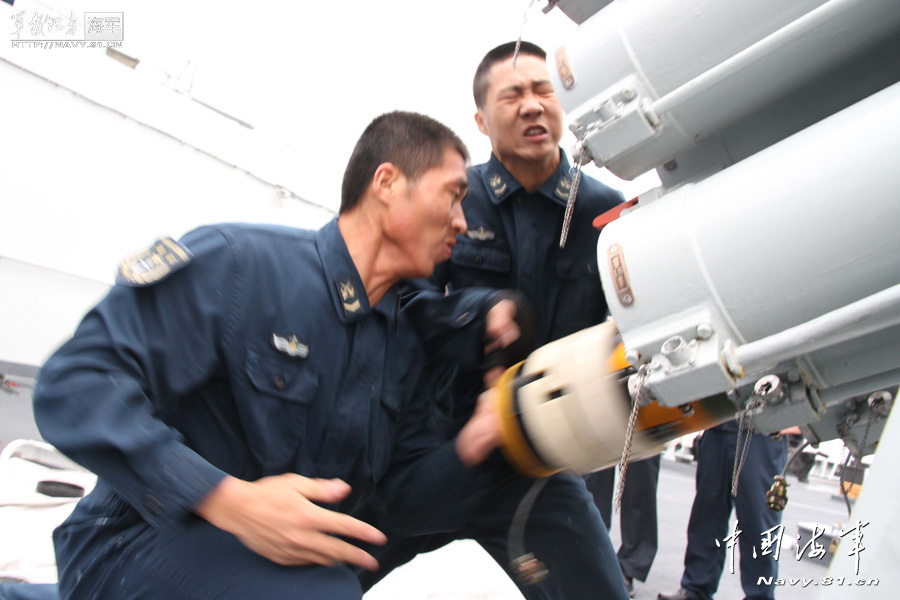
left=512, top=0, right=537, bottom=68
left=559, top=146, right=587, bottom=249
left=839, top=406, right=876, bottom=501
left=731, top=401, right=758, bottom=497
left=838, top=444, right=853, bottom=500
left=615, top=365, right=646, bottom=514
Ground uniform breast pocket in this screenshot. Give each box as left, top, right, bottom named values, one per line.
left=244, top=345, right=320, bottom=467
left=450, top=241, right=512, bottom=287
left=555, top=253, right=608, bottom=335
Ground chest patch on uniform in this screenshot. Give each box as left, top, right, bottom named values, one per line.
left=555, top=174, right=572, bottom=201
left=334, top=276, right=361, bottom=315
left=271, top=333, right=310, bottom=359
left=115, top=237, right=192, bottom=287
left=489, top=173, right=508, bottom=197
left=466, top=226, right=496, bottom=242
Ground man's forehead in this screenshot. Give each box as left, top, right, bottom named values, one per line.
left=443, top=146, right=468, bottom=170
left=421, top=147, right=467, bottom=180
left=488, top=54, right=549, bottom=86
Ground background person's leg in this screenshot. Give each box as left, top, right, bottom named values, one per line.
left=734, top=433, right=788, bottom=600
left=679, top=427, right=738, bottom=600
left=617, top=454, right=661, bottom=583
left=584, top=465, right=616, bottom=530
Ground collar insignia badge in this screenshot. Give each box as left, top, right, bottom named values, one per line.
left=335, top=277, right=361, bottom=314
left=489, top=173, right=508, bottom=197
left=555, top=175, right=572, bottom=200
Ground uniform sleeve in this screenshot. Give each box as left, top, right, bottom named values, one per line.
left=367, top=379, right=507, bottom=535
left=403, top=282, right=538, bottom=372
left=32, top=227, right=238, bottom=529
left=401, top=280, right=504, bottom=370
left=375, top=442, right=499, bottom=535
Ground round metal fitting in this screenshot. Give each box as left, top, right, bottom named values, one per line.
left=867, top=390, right=894, bottom=418
left=661, top=335, right=691, bottom=366
left=678, top=403, right=695, bottom=418
left=754, top=375, right=786, bottom=405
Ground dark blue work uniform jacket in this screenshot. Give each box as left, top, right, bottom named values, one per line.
left=437, top=152, right=624, bottom=344
left=32, top=220, right=494, bottom=597
left=355, top=154, right=633, bottom=600
left=428, top=152, right=624, bottom=428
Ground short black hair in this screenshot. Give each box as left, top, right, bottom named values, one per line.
left=340, top=111, right=469, bottom=214
left=473, top=41, right=548, bottom=109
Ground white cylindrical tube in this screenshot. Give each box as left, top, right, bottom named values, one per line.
left=598, top=81, right=900, bottom=395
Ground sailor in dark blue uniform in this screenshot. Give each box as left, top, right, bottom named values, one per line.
left=10, top=112, right=513, bottom=600
left=358, top=43, right=632, bottom=600
left=657, top=422, right=788, bottom=600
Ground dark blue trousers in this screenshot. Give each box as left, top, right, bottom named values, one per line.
left=584, top=454, right=661, bottom=582
left=0, top=584, right=58, bottom=600
left=2, top=474, right=629, bottom=600
left=680, top=424, right=788, bottom=600
left=16, top=514, right=362, bottom=599
left=358, top=469, right=630, bottom=600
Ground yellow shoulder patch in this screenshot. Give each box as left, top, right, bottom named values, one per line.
left=115, top=237, right=192, bottom=287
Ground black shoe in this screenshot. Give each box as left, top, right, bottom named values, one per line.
left=657, top=589, right=695, bottom=600
left=624, top=575, right=636, bottom=598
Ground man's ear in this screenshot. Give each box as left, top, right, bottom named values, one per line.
left=371, top=162, right=403, bottom=205
left=475, top=109, right=489, bottom=137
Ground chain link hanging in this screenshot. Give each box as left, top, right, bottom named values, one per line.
left=615, top=364, right=646, bottom=513
left=512, top=0, right=537, bottom=68
left=560, top=146, right=587, bottom=249
left=731, top=400, right=760, bottom=496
